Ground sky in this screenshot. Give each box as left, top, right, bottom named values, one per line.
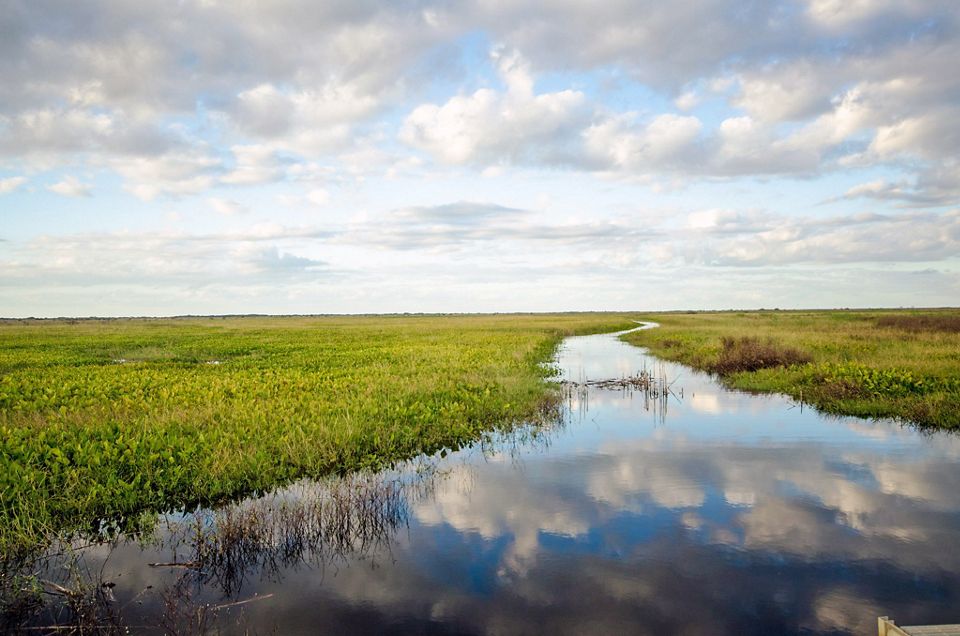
left=1, top=0, right=959, bottom=317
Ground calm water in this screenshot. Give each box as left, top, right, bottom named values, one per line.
left=21, top=328, right=960, bottom=634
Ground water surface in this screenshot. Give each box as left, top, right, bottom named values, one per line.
left=20, top=328, right=960, bottom=634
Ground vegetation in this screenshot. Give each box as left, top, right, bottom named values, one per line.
left=710, top=336, right=812, bottom=374
left=0, top=313, right=637, bottom=556
left=623, top=309, right=960, bottom=428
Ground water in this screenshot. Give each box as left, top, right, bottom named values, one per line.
left=16, top=327, right=960, bottom=634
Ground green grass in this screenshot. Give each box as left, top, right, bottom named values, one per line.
left=0, top=313, right=637, bottom=556
left=623, top=309, right=960, bottom=428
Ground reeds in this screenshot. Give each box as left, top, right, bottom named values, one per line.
left=710, top=336, right=812, bottom=374
left=560, top=361, right=681, bottom=422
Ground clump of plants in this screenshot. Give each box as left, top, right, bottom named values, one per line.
left=875, top=315, right=960, bottom=333
left=710, top=336, right=812, bottom=375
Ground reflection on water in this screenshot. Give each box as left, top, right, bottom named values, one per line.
left=8, top=328, right=960, bottom=634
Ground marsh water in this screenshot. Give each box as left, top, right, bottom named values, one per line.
left=17, top=327, right=960, bottom=634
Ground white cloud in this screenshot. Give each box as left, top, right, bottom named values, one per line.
left=692, top=209, right=960, bottom=266
left=114, top=151, right=219, bottom=200
left=0, top=176, right=26, bottom=195
left=732, top=61, right=835, bottom=122
left=230, top=83, right=378, bottom=156
left=47, top=175, right=92, bottom=197
left=1, top=1, right=959, bottom=314
left=220, top=144, right=285, bottom=186
left=835, top=161, right=960, bottom=207
left=584, top=113, right=703, bottom=173
left=207, top=197, right=247, bottom=216
left=400, top=49, right=589, bottom=166
left=306, top=189, right=330, bottom=206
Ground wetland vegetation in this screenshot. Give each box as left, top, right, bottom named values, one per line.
left=0, top=313, right=636, bottom=558
left=3, top=309, right=960, bottom=633
left=624, top=308, right=960, bottom=428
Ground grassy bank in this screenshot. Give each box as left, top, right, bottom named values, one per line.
left=0, top=313, right=636, bottom=555
left=623, top=309, right=960, bottom=428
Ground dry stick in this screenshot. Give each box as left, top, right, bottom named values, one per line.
left=147, top=561, right=200, bottom=568
left=211, top=592, right=275, bottom=610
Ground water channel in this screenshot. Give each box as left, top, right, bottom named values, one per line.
left=16, top=326, right=960, bottom=634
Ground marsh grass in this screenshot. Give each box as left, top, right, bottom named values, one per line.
left=710, top=336, right=812, bottom=374
left=623, top=309, right=960, bottom=428
left=876, top=314, right=960, bottom=333
left=2, top=455, right=450, bottom=632
left=0, top=313, right=637, bottom=558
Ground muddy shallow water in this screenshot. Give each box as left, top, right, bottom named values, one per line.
left=15, top=327, right=960, bottom=634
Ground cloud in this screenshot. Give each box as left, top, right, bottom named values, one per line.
left=834, top=162, right=960, bottom=208
left=47, top=175, right=92, bottom=197
left=247, top=246, right=327, bottom=273
left=400, top=49, right=589, bottom=167
left=584, top=113, right=704, bottom=174
left=686, top=209, right=960, bottom=266
left=0, top=223, right=338, bottom=292
left=306, top=189, right=330, bottom=206
left=340, top=201, right=648, bottom=252
left=2, top=1, right=958, bottom=190
left=1, top=1, right=960, bottom=314
left=114, top=151, right=219, bottom=200
left=220, top=145, right=287, bottom=186
left=207, top=197, right=247, bottom=217
left=228, top=83, right=377, bottom=155
left=0, top=176, right=26, bottom=195
left=394, top=201, right=527, bottom=225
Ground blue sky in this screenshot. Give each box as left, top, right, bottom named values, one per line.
left=1, top=0, right=958, bottom=316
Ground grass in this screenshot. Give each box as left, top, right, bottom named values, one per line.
left=710, top=336, right=812, bottom=374
left=623, top=309, right=960, bottom=428
left=0, top=313, right=637, bottom=557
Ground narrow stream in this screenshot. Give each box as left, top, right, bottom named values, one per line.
left=14, top=327, right=960, bottom=634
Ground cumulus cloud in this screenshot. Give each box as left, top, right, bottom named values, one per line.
left=400, top=49, right=589, bottom=167
left=2, top=0, right=959, bottom=313
left=584, top=113, right=704, bottom=174
left=229, top=83, right=377, bottom=155
left=114, top=151, right=219, bottom=200
left=220, top=145, right=286, bottom=186
left=2, top=1, right=958, bottom=188
left=47, top=175, right=92, bottom=197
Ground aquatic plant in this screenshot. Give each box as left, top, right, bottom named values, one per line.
left=0, top=313, right=636, bottom=557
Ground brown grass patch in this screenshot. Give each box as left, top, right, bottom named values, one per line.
left=710, top=337, right=812, bottom=375
left=876, top=315, right=960, bottom=333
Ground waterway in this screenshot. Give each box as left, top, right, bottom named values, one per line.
left=17, top=326, right=960, bottom=634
